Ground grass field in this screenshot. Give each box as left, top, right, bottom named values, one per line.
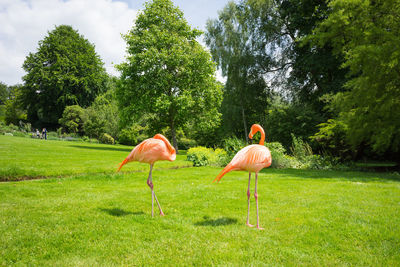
left=1, top=135, right=400, bottom=265
left=0, top=135, right=191, bottom=180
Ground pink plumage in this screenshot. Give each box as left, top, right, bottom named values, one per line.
left=214, top=124, right=272, bottom=230
left=117, top=134, right=176, bottom=216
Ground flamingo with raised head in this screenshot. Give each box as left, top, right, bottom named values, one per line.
left=214, top=124, right=272, bottom=230
left=117, top=134, right=176, bottom=217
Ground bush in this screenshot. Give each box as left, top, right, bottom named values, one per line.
left=100, top=133, right=114, bottom=144
left=290, top=134, right=313, bottom=162
left=266, top=142, right=298, bottom=169
left=179, top=137, right=197, bottom=150
left=118, top=128, right=137, bottom=146
left=187, top=146, right=226, bottom=167
left=47, top=131, right=58, bottom=138
left=58, top=105, right=87, bottom=134
left=223, top=136, right=246, bottom=158
left=0, top=122, right=18, bottom=134
left=214, top=148, right=229, bottom=166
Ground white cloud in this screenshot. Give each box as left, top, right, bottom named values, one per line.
left=0, top=0, right=137, bottom=85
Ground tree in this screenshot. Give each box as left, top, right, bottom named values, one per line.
left=309, top=0, right=400, bottom=160
left=264, top=96, right=324, bottom=150
left=58, top=105, right=87, bottom=134
left=21, top=25, right=107, bottom=128
left=117, top=0, right=222, bottom=152
left=84, top=80, right=119, bottom=140
left=0, top=82, right=8, bottom=105
left=205, top=2, right=270, bottom=141
left=4, top=85, right=27, bottom=125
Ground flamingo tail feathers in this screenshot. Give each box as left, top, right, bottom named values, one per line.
left=117, top=158, right=128, bottom=172
left=213, top=163, right=235, bottom=183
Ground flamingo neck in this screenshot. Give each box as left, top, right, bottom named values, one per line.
left=253, top=125, right=265, bottom=145
left=153, top=134, right=175, bottom=155
left=259, top=132, right=265, bottom=146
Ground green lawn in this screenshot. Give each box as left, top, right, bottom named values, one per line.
left=0, top=135, right=190, bottom=180
left=1, top=136, right=400, bottom=265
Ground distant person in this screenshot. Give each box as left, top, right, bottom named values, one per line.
left=42, top=128, right=47, bottom=140
left=36, top=129, right=40, bottom=139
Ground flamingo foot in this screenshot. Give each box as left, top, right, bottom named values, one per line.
left=160, top=211, right=165, bottom=216
left=246, top=223, right=254, bottom=228
left=256, top=226, right=264, bottom=230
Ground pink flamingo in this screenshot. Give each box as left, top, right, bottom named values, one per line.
left=214, top=124, right=272, bottom=230
left=117, top=134, right=176, bottom=216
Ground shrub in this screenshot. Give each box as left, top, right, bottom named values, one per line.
left=118, top=123, right=147, bottom=146
left=179, top=137, right=197, bottom=150
left=118, top=128, right=137, bottom=146
left=290, top=134, right=313, bottom=161
left=187, top=146, right=226, bottom=167
left=100, top=133, right=114, bottom=144
left=266, top=142, right=298, bottom=169
left=47, top=131, right=58, bottom=138
left=187, top=147, right=214, bottom=166
left=214, top=148, right=229, bottom=166
left=223, top=136, right=246, bottom=158
left=58, top=105, right=87, bottom=134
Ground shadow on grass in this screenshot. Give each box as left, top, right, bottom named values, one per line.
left=194, top=216, right=237, bottom=227
left=69, top=145, right=132, bottom=153
left=99, top=208, right=144, bottom=217
left=259, top=168, right=400, bottom=183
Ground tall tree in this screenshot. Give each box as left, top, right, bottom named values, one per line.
left=205, top=2, right=270, bottom=141
left=309, top=0, right=400, bottom=160
left=21, top=25, right=107, bottom=128
left=117, top=0, right=222, bottom=152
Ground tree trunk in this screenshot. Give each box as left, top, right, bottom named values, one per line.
left=170, top=120, right=178, bottom=154
left=241, top=104, right=248, bottom=143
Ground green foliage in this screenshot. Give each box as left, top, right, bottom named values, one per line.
left=222, top=136, right=246, bottom=159
left=308, top=0, right=400, bottom=157
left=99, top=133, right=114, bottom=145
left=4, top=85, right=27, bottom=125
left=84, top=85, right=119, bottom=139
left=265, top=97, right=324, bottom=150
left=117, top=123, right=148, bottom=146
left=0, top=122, right=18, bottom=134
left=58, top=105, right=87, bottom=134
left=186, top=146, right=227, bottom=167
left=117, top=0, right=222, bottom=152
left=311, top=117, right=352, bottom=159
left=205, top=2, right=269, bottom=139
left=179, top=137, right=197, bottom=150
left=290, top=134, right=313, bottom=162
left=21, top=25, right=107, bottom=127
left=266, top=142, right=297, bottom=169
left=0, top=82, right=7, bottom=105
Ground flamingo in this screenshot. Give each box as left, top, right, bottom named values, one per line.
left=117, top=134, right=176, bottom=217
left=214, top=124, right=272, bottom=230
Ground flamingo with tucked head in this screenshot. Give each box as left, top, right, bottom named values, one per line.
left=117, top=134, right=176, bottom=216
left=214, top=124, right=272, bottom=229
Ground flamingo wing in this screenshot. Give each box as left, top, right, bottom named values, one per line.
left=214, top=145, right=271, bottom=182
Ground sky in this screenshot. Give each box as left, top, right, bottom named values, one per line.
left=0, top=0, right=230, bottom=86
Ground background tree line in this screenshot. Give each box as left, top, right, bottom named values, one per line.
left=1, top=0, right=399, bottom=164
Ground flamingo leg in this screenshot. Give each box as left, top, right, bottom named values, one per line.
left=146, top=164, right=165, bottom=216
left=246, top=172, right=254, bottom=227
left=254, top=172, right=264, bottom=230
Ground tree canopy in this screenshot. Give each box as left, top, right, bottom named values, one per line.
left=117, top=0, right=222, bottom=152
left=21, top=25, right=107, bottom=128
left=309, top=0, right=400, bottom=159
